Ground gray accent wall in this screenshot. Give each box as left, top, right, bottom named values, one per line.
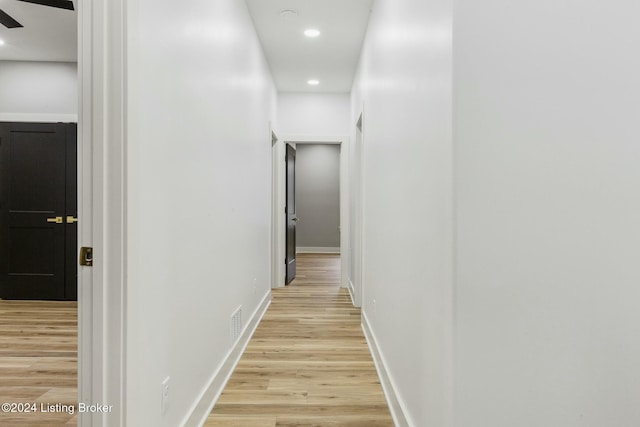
left=296, top=144, right=341, bottom=249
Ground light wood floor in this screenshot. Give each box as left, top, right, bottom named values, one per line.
left=0, top=300, right=78, bottom=426
left=0, top=255, right=393, bottom=426
left=206, top=254, right=394, bottom=427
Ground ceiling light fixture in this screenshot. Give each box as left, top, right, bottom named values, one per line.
left=304, top=29, right=321, bottom=38
left=307, top=79, right=320, bottom=86
left=0, top=39, right=5, bottom=46
left=279, top=9, right=298, bottom=19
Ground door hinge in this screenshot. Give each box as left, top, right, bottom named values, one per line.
left=79, top=247, right=93, bottom=266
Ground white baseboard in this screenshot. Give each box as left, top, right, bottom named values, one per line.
left=297, top=246, right=340, bottom=254
left=182, top=291, right=272, bottom=427
left=362, top=311, right=412, bottom=427
left=348, top=279, right=355, bottom=305
left=0, top=113, right=78, bottom=123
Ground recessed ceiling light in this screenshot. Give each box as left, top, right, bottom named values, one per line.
left=304, top=29, right=321, bottom=38
left=0, top=39, right=5, bottom=46
left=307, top=79, right=320, bottom=86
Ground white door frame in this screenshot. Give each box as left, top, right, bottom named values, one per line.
left=352, top=112, right=365, bottom=308
left=78, top=0, right=127, bottom=425
left=271, top=135, right=350, bottom=290
left=270, top=128, right=280, bottom=290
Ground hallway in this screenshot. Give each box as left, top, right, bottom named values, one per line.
left=205, top=254, right=393, bottom=426
left=1, top=0, right=635, bottom=424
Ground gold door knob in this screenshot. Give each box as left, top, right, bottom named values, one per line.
left=46, top=216, right=63, bottom=224
left=66, top=216, right=78, bottom=224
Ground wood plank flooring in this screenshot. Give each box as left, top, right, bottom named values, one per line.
left=0, top=254, right=393, bottom=426
left=206, top=254, right=394, bottom=427
left=0, top=300, right=77, bottom=426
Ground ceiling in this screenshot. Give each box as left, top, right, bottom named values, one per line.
left=0, top=0, right=76, bottom=61
left=245, top=0, right=373, bottom=93
left=0, top=0, right=372, bottom=92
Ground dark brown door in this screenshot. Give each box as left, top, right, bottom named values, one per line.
left=0, top=122, right=77, bottom=300
left=285, top=144, right=297, bottom=284
left=64, top=124, right=78, bottom=300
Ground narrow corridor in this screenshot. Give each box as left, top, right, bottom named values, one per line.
left=206, top=254, right=393, bottom=426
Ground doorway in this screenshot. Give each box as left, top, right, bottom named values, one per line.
left=295, top=144, right=342, bottom=255
left=272, top=136, right=351, bottom=293
left=0, top=1, right=135, bottom=424
left=285, top=143, right=342, bottom=284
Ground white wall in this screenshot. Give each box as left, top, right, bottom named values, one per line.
left=454, top=1, right=640, bottom=426
left=125, top=0, right=276, bottom=425
left=0, top=61, right=77, bottom=121
left=296, top=144, right=341, bottom=249
left=351, top=0, right=453, bottom=425
left=278, top=93, right=350, bottom=135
